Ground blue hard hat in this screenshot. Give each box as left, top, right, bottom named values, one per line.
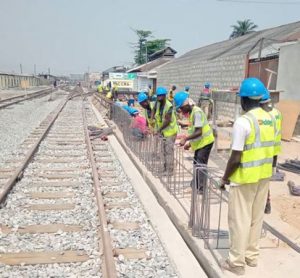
left=260, top=90, right=271, bottom=103
left=239, top=78, right=267, bottom=99
left=174, top=92, right=189, bottom=110
left=123, top=105, right=130, bottom=111
left=137, top=92, right=148, bottom=103
left=185, top=86, right=190, bottom=91
left=204, top=82, right=210, bottom=88
left=156, top=87, right=167, bottom=96
left=128, top=107, right=139, bottom=116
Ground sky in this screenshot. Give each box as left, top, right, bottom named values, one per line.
left=0, top=0, right=299, bottom=75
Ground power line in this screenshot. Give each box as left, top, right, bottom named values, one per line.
left=217, top=0, right=300, bottom=4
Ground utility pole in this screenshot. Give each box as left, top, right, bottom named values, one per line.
left=20, top=64, right=23, bottom=74
left=48, top=68, right=50, bottom=76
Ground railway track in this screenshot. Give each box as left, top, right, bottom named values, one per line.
left=0, top=88, right=53, bottom=110
left=0, top=93, right=178, bottom=277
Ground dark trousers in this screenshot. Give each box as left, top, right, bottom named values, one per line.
left=192, top=142, right=214, bottom=190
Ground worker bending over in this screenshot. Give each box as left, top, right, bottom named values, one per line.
left=174, top=92, right=214, bottom=193
left=168, top=85, right=176, bottom=102
left=152, top=87, right=179, bottom=172
left=220, top=78, right=275, bottom=276
left=137, top=92, right=155, bottom=132
left=259, top=90, right=282, bottom=214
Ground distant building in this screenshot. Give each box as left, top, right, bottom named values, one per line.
left=127, top=47, right=177, bottom=92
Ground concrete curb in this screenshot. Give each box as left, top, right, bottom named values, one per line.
left=90, top=99, right=224, bottom=278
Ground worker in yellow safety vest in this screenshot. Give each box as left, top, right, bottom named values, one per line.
left=259, top=90, right=283, bottom=214
left=168, top=85, right=176, bottom=102
left=220, top=78, right=275, bottom=276
left=97, top=84, right=103, bottom=94
left=152, top=86, right=179, bottom=172
left=137, top=92, right=155, bottom=132
left=174, top=91, right=214, bottom=194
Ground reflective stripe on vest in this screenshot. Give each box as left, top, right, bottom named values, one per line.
left=270, top=108, right=282, bottom=156
left=155, top=100, right=178, bottom=137
left=188, top=106, right=214, bottom=151
left=229, top=108, right=275, bottom=184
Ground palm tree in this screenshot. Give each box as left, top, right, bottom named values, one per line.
left=230, top=19, right=258, bottom=39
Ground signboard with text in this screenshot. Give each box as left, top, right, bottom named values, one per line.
left=111, top=80, right=133, bottom=88
left=109, top=72, right=137, bottom=80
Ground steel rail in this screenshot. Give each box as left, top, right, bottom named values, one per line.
left=0, top=88, right=53, bottom=110
left=82, top=99, right=117, bottom=278
left=0, top=94, right=71, bottom=204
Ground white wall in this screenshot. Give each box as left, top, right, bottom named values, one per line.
left=277, top=42, right=300, bottom=100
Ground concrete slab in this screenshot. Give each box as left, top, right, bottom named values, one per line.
left=90, top=101, right=207, bottom=278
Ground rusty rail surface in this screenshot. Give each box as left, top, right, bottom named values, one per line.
left=0, top=87, right=54, bottom=110
left=82, top=99, right=117, bottom=278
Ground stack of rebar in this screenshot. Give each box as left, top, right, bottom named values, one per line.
left=278, top=159, right=300, bottom=174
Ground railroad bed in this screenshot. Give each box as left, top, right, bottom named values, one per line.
left=0, top=97, right=178, bottom=277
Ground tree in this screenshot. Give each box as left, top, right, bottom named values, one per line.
left=230, top=19, right=258, bottom=39
left=131, top=29, right=170, bottom=65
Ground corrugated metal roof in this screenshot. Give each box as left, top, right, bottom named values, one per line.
left=169, top=21, right=300, bottom=64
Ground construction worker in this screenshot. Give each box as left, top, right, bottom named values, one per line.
left=220, top=78, right=275, bottom=275
left=147, top=84, right=154, bottom=100
left=97, top=84, right=103, bottom=94
left=152, top=86, right=179, bottom=172
left=174, top=92, right=214, bottom=192
left=168, top=85, right=176, bottom=102
left=260, top=90, right=283, bottom=214
left=128, top=107, right=147, bottom=140
left=184, top=86, right=190, bottom=95
left=137, top=92, right=155, bottom=131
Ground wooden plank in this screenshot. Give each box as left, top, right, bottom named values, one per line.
left=0, top=250, right=89, bottom=265
left=37, top=168, right=79, bottom=172
left=111, top=222, right=139, bottom=231
left=29, top=181, right=80, bottom=187
left=104, top=192, right=128, bottom=198
left=26, top=203, right=75, bottom=211
left=105, top=202, right=131, bottom=209
left=36, top=158, right=83, bottom=163
left=37, top=173, right=76, bottom=179
left=29, top=192, right=74, bottom=199
left=276, top=100, right=300, bottom=140
left=113, top=248, right=148, bottom=259
left=0, top=224, right=82, bottom=234
left=0, top=168, right=14, bottom=173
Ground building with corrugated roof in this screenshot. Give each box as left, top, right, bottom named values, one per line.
left=157, top=21, right=300, bottom=101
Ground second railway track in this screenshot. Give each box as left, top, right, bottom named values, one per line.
left=0, top=95, right=178, bottom=277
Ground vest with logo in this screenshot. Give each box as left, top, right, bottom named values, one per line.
left=229, top=107, right=275, bottom=184
left=188, top=106, right=214, bottom=151
left=155, top=100, right=178, bottom=137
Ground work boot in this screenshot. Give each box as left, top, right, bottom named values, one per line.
left=265, top=201, right=271, bottom=214
left=221, top=259, right=245, bottom=276
left=245, top=258, right=258, bottom=267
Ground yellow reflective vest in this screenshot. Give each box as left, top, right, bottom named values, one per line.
left=229, top=108, right=275, bottom=184
left=155, top=100, right=178, bottom=137
left=188, top=106, right=214, bottom=151
left=269, top=108, right=282, bottom=156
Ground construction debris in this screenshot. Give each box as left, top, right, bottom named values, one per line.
left=278, top=159, right=300, bottom=174
left=287, top=181, right=300, bottom=196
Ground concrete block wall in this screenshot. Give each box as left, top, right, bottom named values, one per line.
left=157, top=54, right=246, bottom=119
